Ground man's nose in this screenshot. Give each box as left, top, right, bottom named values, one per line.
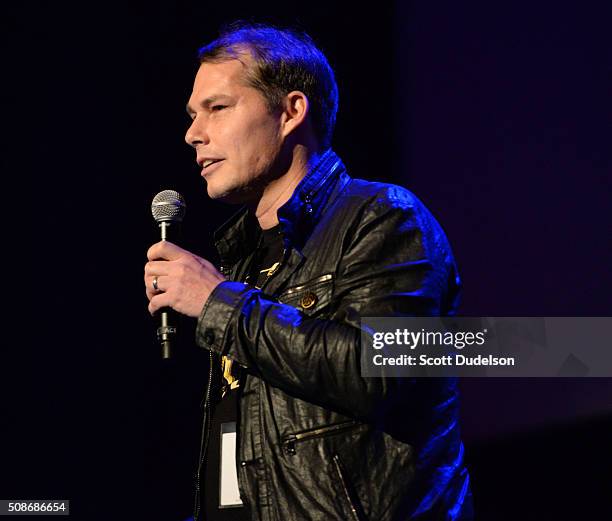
left=185, top=116, right=209, bottom=147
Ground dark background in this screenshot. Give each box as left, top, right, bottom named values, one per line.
left=3, top=1, right=611, bottom=520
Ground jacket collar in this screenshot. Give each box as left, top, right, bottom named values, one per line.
left=213, top=148, right=346, bottom=266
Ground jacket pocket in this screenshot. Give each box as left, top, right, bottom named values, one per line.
left=281, top=419, right=360, bottom=455
left=277, top=273, right=334, bottom=314
left=332, top=453, right=368, bottom=521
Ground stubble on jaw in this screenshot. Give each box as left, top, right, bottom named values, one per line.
left=210, top=139, right=292, bottom=207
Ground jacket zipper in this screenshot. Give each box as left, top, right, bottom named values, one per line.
left=332, top=453, right=365, bottom=521
left=194, top=265, right=230, bottom=520
left=193, top=349, right=214, bottom=521
left=280, top=273, right=333, bottom=297
left=282, top=420, right=359, bottom=455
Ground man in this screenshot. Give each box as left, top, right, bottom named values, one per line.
left=145, top=23, right=473, bottom=521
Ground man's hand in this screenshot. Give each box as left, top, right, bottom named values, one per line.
left=144, top=241, right=226, bottom=318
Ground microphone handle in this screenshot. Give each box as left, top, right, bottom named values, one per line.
left=158, top=311, right=175, bottom=359
left=158, top=221, right=179, bottom=359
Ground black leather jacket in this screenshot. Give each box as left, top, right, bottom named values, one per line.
left=194, top=149, right=473, bottom=520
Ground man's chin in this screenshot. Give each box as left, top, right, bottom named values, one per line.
left=206, top=184, right=258, bottom=205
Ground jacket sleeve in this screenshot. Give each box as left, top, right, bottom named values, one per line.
left=195, top=193, right=460, bottom=421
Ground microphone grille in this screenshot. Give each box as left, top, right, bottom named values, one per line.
left=151, top=190, right=186, bottom=223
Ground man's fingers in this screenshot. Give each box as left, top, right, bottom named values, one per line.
left=144, top=262, right=169, bottom=299
left=144, top=260, right=171, bottom=278
left=148, top=292, right=172, bottom=315
left=145, top=274, right=169, bottom=297
left=143, top=244, right=223, bottom=317
left=146, top=240, right=186, bottom=261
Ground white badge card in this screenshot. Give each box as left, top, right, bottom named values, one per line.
left=219, top=421, right=243, bottom=507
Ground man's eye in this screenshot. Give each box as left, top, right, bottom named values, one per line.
left=211, top=105, right=227, bottom=111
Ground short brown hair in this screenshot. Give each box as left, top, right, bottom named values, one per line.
left=198, top=22, right=339, bottom=150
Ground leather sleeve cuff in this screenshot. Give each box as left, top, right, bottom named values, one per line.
left=195, top=280, right=253, bottom=353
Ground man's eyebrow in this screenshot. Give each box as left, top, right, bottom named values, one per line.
left=186, top=94, right=232, bottom=115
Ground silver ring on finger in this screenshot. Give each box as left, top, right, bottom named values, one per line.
left=152, top=276, right=160, bottom=292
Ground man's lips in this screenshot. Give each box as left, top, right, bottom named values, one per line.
left=200, top=159, right=224, bottom=176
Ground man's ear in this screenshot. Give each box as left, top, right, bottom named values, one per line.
left=280, top=91, right=310, bottom=139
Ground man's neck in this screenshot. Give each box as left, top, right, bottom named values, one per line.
left=253, top=146, right=323, bottom=230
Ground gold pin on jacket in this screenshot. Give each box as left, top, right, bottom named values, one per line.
left=300, top=292, right=318, bottom=309
left=261, top=261, right=281, bottom=278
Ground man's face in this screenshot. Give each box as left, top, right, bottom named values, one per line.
left=185, top=58, right=285, bottom=204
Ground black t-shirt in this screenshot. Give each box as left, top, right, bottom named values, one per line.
left=245, top=222, right=285, bottom=288
left=203, top=223, right=283, bottom=520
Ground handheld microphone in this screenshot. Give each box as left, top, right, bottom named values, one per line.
left=151, top=189, right=187, bottom=359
